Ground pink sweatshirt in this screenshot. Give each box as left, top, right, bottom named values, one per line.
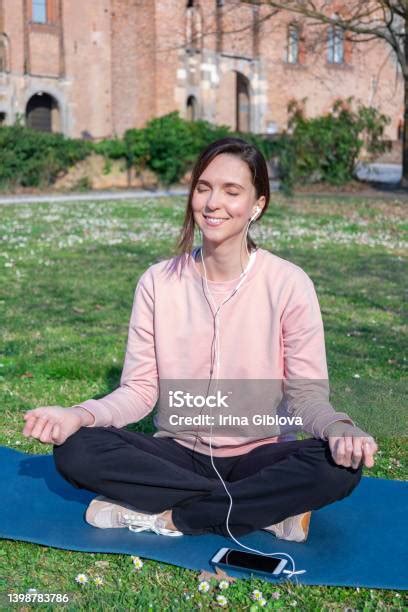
left=72, top=247, right=353, bottom=457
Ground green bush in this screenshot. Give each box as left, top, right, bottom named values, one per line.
left=234, top=131, right=278, bottom=162
left=95, top=130, right=150, bottom=184
left=98, top=113, right=276, bottom=185
left=123, top=128, right=151, bottom=171
left=94, top=138, right=127, bottom=160
left=141, top=112, right=194, bottom=185
left=0, top=125, right=92, bottom=189
left=142, top=113, right=268, bottom=184
left=278, top=98, right=391, bottom=192
left=187, top=118, right=232, bottom=156
left=98, top=113, right=276, bottom=186
left=95, top=131, right=150, bottom=168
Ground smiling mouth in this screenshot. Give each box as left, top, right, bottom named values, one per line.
left=203, top=215, right=229, bottom=226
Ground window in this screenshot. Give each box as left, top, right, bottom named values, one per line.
left=398, top=119, right=403, bottom=141
left=32, top=0, right=47, bottom=24
left=236, top=72, right=250, bottom=132
left=0, top=37, right=7, bottom=72
left=186, top=3, right=203, bottom=52
left=328, top=25, right=344, bottom=64
left=287, top=24, right=299, bottom=64
left=186, top=95, right=198, bottom=121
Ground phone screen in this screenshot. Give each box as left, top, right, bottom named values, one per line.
left=217, top=549, right=283, bottom=573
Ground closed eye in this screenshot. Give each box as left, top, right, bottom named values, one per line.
left=196, top=187, right=238, bottom=196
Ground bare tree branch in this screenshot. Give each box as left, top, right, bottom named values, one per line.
left=243, top=0, right=408, bottom=184
left=246, top=1, right=407, bottom=73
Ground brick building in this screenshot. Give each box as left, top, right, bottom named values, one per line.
left=0, top=0, right=403, bottom=141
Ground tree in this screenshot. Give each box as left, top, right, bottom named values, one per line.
left=242, top=1, right=406, bottom=184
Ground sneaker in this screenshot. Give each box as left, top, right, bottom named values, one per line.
left=263, top=511, right=311, bottom=542
left=85, top=495, right=183, bottom=537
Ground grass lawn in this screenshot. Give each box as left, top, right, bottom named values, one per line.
left=0, top=193, right=407, bottom=610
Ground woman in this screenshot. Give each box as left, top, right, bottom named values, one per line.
left=22, top=137, right=378, bottom=540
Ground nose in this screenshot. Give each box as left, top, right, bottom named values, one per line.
left=203, top=189, right=222, bottom=215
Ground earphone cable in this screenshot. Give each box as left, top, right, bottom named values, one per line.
left=196, top=219, right=305, bottom=579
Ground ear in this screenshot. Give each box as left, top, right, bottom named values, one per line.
left=256, top=195, right=266, bottom=213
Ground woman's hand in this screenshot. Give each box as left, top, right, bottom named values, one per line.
left=324, top=421, right=378, bottom=469
left=22, top=406, right=94, bottom=446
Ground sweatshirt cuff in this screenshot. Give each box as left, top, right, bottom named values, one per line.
left=70, top=399, right=113, bottom=428
left=313, top=412, right=355, bottom=441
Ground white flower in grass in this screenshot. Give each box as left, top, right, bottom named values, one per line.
left=353, top=373, right=360, bottom=379
left=93, top=576, right=104, bottom=587
left=75, top=573, right=89, bottom=585
left=132, top=557, right=144, bottom=570
left=218, top=580, right=229, bottom=590
left=252, top=589, right=263, bottom=600
left=258, top=598, right=267, bottom=607
left=272, top=591, right=281, bottom=600
left=198, top=580, right=210, bottom=593
left=26, top=588, right=38, bottom=594
left=216, top=594, right=228, bottom=607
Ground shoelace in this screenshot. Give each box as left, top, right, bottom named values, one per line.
left=119, top=512, right=183, bottom=536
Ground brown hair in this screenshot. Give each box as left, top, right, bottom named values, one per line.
left=167, top=137, right=270, bottom=278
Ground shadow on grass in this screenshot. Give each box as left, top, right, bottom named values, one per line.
left=94, top=366, right=156, bottom=435
left=277, top=247, right=405, bottom=309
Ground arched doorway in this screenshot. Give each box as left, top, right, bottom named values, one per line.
left=236, top=72, right=250, bottom=132
left=216, top=70, right=251, bottom=132
left=26, top=93, right=61, bottom=133
left=186, top=95, right=198, bottom=121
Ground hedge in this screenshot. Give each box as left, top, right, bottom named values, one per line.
left=0, top=100, right=390, bottom=193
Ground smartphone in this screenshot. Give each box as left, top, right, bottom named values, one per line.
left=210, top=547, right=287, bottom=578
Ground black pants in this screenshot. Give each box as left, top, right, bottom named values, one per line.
left=53, top=427, right=363, bottom=537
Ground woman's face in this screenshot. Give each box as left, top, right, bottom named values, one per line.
left=191, top=153, right=264, bottom=247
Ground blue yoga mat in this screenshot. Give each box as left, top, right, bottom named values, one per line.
left=1, top=446, right=407, bottom=590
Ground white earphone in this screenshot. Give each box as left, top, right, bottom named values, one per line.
left=249, top=205, right=261, bottom=223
